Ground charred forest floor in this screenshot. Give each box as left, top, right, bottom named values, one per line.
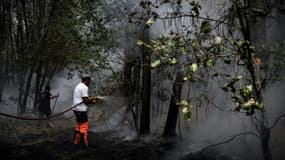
left=0, top=116, right=178, bottom=160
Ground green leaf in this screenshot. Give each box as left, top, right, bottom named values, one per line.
left=151, top=59, right=161, bottom=68
left=200, top=21, right=211, bottom=34
left=140, top=1, right=151, bottom=9
left=206, top=59, right=214, bottom=67
left=236, top=75, right=243, bottom=80
left=169, top=58, right=177, bottom=64
left=179, top=100, right=192, bottom=121
left=181, top=47, right=187, bottom=54
left=192, top=40, right=200, bottom=51
left=146, top=18, right=155, bottom=27
left=137, top=40, right=144, bottom=46
left=184, top=111, right=192, bottom=121
left=177, top=100, right=191, bottom=108
left=215, top=36, right=222, bottom=45
left=167, top=40, right=174, bottom=47
left=190, top=63, right=198, bottom=72
left=255, top=102, right=264, bottom=110
left=246, top=85, right=253, bottom=92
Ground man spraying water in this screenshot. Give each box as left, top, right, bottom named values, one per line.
left=72, top=74, right=103, bottom=147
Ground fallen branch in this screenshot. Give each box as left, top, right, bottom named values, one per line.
left=199, top=131, right=259, bottom=154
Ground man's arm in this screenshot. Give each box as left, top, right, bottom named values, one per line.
left=82, top=97, right=95, bottom=104
left=82, top=96, right=103, bottom=104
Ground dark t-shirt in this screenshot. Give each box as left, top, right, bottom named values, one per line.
left=38, top=91, right=51, bottom=115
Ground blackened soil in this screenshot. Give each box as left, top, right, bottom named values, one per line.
left=0, top=117, right=176, bottom=160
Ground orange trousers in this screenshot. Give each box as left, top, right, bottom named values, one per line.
left=73, top=122, right=89, bottom=146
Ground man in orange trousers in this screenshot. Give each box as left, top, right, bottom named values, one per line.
left=72, top=75, right=98, bottom=147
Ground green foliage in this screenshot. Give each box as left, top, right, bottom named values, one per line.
left=200, top=21, right=211, bottom=35
left=177, top=100, right=192, bottom=121
left=186, top=63, right=198, bottom=81
left=146, top=18, right=155, bottom=27
left=136, top=0, right=285, bottom=117
left=139, top=1, right=152, bottom=9
left=48, top=0, right=114, bottom=74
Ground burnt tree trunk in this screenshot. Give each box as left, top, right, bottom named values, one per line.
left=140, top=28, right=151, bottom=135
left=260, top=126, right=272, bottom=160
left=33, top=62, right=43, bottom=112
left=163, top=70, right=184, bottom=137
left=0, top=0, right=12, bottom=102
left=19, top=64, right=36, bottom=114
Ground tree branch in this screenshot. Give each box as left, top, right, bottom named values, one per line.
left=199, top=131, right=259, bottom=154
left=156, top=13, right=241, bottom=31
left=269, top=112, right=285, bottom=129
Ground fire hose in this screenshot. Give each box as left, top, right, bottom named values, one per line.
left=0, top=102, right=84, bottom=120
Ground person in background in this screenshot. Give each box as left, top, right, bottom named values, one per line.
left=38, top=85, right=59, bottom=128
left=72, top=74, right=100, bottom=147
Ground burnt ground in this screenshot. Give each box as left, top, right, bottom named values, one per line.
left=2, top=114, right=284, bottom=160
left=0, top=116, right=178, bottom=160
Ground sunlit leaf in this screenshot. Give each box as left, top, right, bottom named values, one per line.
left=246, top=85, right=253, bottom=92
left=151, top=59, right=161, bottom=68
left=177, top=100, right=191, bottom=108
left=169, top=58, right=177, bottom=64
left=255, top=102, right=264, bottom=110
left=137, top=40, right=144, bottom=46
left=215, top=36, right=222, bottom=45
left=243, top=98, right=255, bottom=108
left=167, top=40, right=174, bottom=47
left=190, top=63, right=198, bottom=72
left=206, top=59, right=213, bottom=67
left=236, top=75, right=243, bottom=80
left=146, top=18, right=155, bottom=27
left=182, top=47, right=187, bottom=54
left=182, top=107, right=188, bottom=113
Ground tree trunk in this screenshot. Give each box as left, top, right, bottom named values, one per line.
left=19, top=65, right=35, bottom=114
left=139, top=28, right=151, bottom=135
left=247, top=1, right=272, bottom=159
left=260, top=126, right=271, bottom=160
left=33, top=62, right=43, bottom=112
left=163, top=70, right=184, bottom=137
left=0, top=0, right=11, bottom=102
left=237, top=1, right=272, bottom=159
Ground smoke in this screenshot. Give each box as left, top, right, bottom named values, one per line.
left=146, top=0, right=285, bottom=159
left=267, top=13, right=285, bottom=41
left=48, top=70, right=81, bottom=117
left=49, top=70, right=137, bottom=139
left=88, top=96, right=137, bottom=140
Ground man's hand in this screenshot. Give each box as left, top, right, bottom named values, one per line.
left=89, top=96, right=104, bottom=104
left=94, top=96, right=104, bottom=100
